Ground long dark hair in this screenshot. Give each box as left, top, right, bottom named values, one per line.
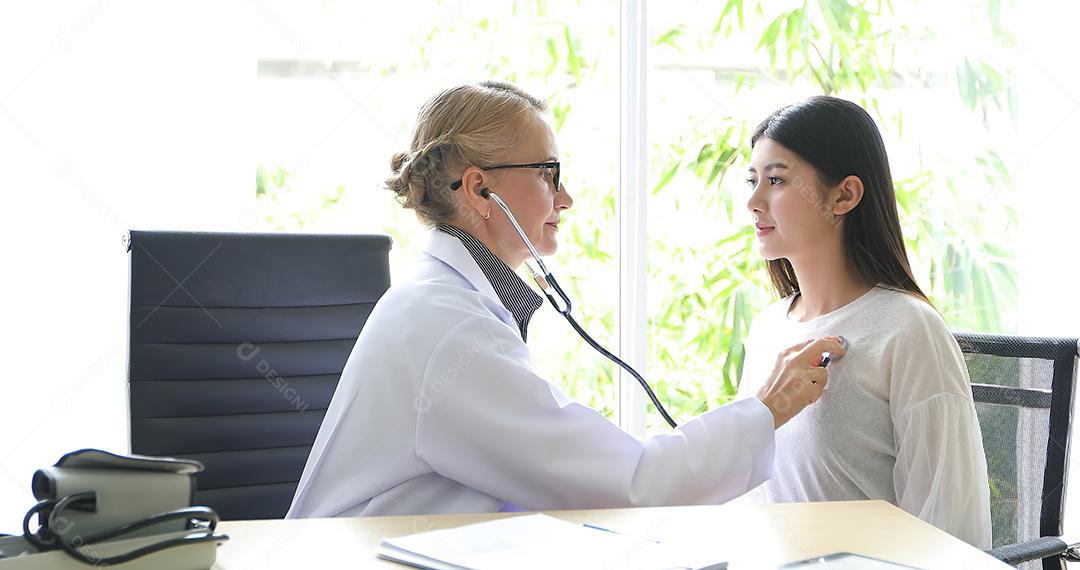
left=750, top=96, right=929, bottom=304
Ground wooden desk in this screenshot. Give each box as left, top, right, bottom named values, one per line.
left=212, top=500, right=1007, bottom=569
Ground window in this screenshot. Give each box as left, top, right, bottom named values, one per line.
left=254, top=0, right=1075, bottom=434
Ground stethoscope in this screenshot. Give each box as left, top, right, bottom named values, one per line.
left=482, top=189, right=681, bottom=428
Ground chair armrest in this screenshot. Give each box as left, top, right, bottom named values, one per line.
left=986, top=536, right=1067, bottom=565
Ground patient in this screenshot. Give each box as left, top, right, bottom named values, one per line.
left=734, top=96, right=992, bottom=548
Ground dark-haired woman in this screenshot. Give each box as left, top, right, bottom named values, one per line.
left=735, top=96, right=991, bottom=548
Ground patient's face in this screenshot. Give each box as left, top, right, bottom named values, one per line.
left=745, top=138, right=840, bottom=262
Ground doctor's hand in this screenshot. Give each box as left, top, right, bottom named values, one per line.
left=755, top=337, right=846, bottom=429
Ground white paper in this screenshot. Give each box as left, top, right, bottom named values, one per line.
left=376, top=513, right=719, bottom=570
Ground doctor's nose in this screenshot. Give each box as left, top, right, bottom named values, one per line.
left=556, top=183, right=573, bottom=210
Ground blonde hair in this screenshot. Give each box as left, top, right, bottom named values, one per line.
left=385, top=81, right=547, bottom=226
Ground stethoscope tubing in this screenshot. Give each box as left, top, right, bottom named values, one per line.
left=487, top=191, right=680, bottom=428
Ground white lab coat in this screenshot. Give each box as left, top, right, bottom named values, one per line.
left=286, top=230, right=776, bottom=517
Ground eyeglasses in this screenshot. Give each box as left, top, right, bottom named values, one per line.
left=450, top=161, right=561, bottom=192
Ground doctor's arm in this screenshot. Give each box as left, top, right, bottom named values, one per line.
left=414, top=315, right=833, bottom=510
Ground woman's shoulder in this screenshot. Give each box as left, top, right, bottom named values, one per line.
left=867, top=287, right=956, bottom=347
left=869, top=287, right=944, bottom=323
left=867, top=288, right=976, bottom=412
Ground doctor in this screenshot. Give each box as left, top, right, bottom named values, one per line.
left=286, top=81, right=845, bottom=517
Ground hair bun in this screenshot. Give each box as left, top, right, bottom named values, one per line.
left=390, top=151, right=409, bottom=173
left=386, top=151, right=412, bottom=198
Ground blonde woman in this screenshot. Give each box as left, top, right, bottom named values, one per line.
left=287, top=81, right=845, bottom=518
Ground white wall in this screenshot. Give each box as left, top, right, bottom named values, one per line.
left=1017, top=0, right=1080, bottom=540
left=0, top=2, right=250, bottom=526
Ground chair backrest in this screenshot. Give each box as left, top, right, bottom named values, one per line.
left=957, top=332, right=1079, bottom=561
left=126, top=230, right=392, bottom=520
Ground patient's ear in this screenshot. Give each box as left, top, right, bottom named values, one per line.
left=832, top=175, right=864, bottom=217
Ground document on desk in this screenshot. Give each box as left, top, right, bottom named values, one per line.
left=376, top=513, right=722, bottom=570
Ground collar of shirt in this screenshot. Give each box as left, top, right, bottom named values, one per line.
left=432, top=224, right=543, bottom=342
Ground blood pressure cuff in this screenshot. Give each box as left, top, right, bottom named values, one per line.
left=30, top=448, right=203, bottom=539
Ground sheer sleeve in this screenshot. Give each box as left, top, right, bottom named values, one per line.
left=893, top=393, right=992, bottom=549
left=888, top=303, right=992, bottom=549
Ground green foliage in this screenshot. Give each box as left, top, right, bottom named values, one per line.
left=255, top=1, right=1020, bottom=434
left=256, top=164, right=290, bottom=198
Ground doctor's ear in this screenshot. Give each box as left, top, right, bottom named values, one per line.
left=831, top=175, right=864, bottom=217
left=458, top=168, right=493, bottom=217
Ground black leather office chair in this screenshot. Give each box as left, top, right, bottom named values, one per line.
left=955, top=332, right=1080, bottom=569
left=126, top=230, right=391, bottom=520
